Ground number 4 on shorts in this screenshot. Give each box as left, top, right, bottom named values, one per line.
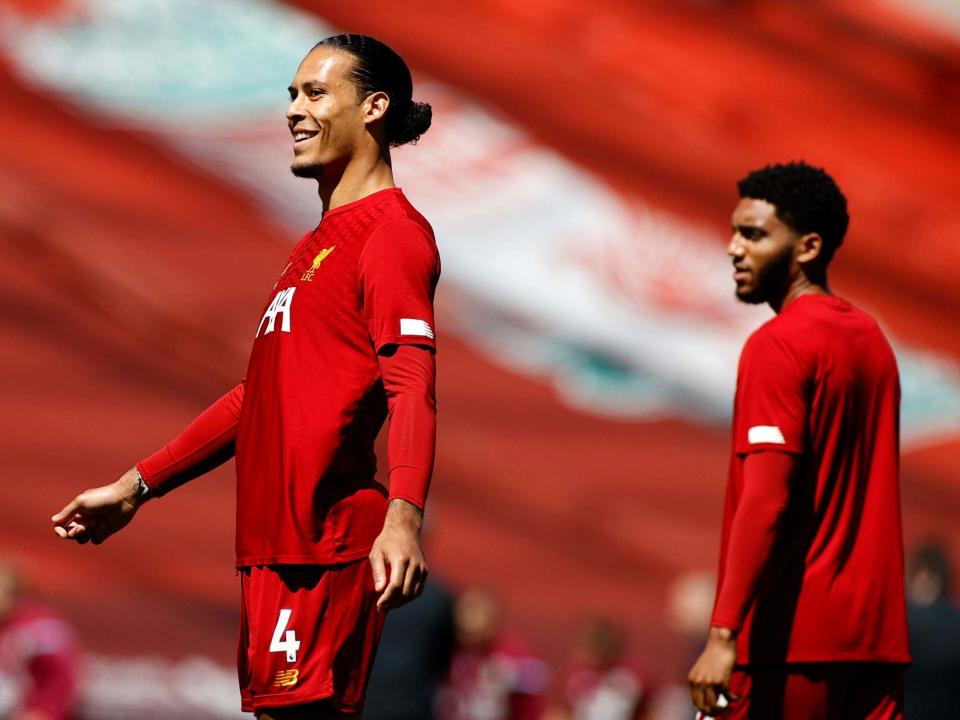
left=270, top=608, right=301, bottom=662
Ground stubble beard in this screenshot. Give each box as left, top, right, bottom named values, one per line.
left=735, top=243, right=794, bottom=305
left=291, top=159, right=325, bottom=179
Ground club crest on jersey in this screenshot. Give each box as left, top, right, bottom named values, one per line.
left=256, top=287, right=296, bottom=337
left=274, top=669, right=299, bottom=688
left=301, top=246, right=336, bottom=281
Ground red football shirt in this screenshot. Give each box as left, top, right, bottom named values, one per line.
left=713, top=294, right=910, bottom=664
left=234, top=188, right=440, bottom=566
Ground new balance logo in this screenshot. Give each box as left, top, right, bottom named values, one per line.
left=274, top=669, right=299, bottom=688
left=257, top=287, right=296, bottom=337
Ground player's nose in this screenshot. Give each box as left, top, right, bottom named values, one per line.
left=286, top=95, right=306, bottom=124
left=727, top=234, right=745, bottom=257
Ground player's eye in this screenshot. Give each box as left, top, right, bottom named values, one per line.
left=308, top=87, right=326, bottom=98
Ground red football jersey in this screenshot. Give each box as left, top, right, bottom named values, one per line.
left=234, top=188, right=440, bottom=566
left=714, top=294, right=910, bottom=664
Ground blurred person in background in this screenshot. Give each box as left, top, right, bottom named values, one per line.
left=904, top=540, right=960, bottom=720
left=439, top=587, right=548, bottom=720
left=0, top=563, right=78, bottom=720
left=545, top=617, right=650, bottom=720
left=50, top=33, right=440, bottom=719
left=688, top=162, right=910, bottom=718
left=364, top=516, right=456, bottom=720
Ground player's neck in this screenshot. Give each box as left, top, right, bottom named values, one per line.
left=770, top=274, right=830, bottom=314
left=318, top=152, right=395, bottom=212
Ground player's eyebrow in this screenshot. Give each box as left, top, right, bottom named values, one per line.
left=733, top=223, right=766, bottom=236
left=288, top=80, right=330, bottom=96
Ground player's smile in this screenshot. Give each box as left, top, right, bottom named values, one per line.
left=291, top=126, right=320, bottom=151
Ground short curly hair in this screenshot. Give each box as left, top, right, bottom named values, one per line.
left=738, top=162, right=849, bottom=261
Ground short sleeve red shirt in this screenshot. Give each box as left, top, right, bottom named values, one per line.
left=235, top=188, right=440, bottom=566
left=716, top=294, right=910, bottom=664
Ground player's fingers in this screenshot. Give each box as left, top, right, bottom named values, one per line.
left=412, top=569, right=427, bottom=598
left=52, top=497, right=84, bottom=525
left=91, top=524, right=109, bottom=545
left=401, top=561, right=419, bottom=598
left=368, top=551, right=387, bottom=592
left=65, top=520, right=93, bottom=545
left=376, top=583, right=397, bottom=612
left=689, top=682, right=705, bottom=715
left=703, top=686, right=718, bottom=715
left=377, top=558, right=408, bottom=611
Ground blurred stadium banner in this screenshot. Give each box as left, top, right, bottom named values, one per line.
left=1, top=0, right=959, bottom=704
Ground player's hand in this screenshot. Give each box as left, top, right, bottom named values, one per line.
left=369, top=499, right=427, bottom=612
left=51, top=467, right=145, bottom=545
left=689, top=626, right=739, bottom=716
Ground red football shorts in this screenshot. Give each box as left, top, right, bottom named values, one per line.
left=238, top=561, right=385, bottom=715
left=721, top=663, right=905, bottom=720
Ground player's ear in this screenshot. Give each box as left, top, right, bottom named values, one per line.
left=363, top=91, right=390, bottom=125
left=796, top=232, right=824, bottom=265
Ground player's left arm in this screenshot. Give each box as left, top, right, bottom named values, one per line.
left=688, top=450, right=797, bottom=715
left=369, top=344, right=436, bottom=612
left=359, top=218, right=440, bottom=612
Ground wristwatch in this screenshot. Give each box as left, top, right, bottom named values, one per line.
left=135, top=469, right=153, bottom=501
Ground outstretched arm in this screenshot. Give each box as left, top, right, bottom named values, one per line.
left=368, top=345, right=436, bottom=612
left=689, top=450, right=796, bottom=716
left=51, top=382, right=244, bottom=545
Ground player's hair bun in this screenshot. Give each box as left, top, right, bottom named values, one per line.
left=391, top=100, right=432, bottom=147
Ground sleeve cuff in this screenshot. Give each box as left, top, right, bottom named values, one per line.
left=375, top=334, right=437, bottom=353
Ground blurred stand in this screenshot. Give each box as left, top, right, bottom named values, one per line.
left=644, top=572, right=717, bottom=720
left=438, top=587, right=548, bottom=720
left=905, top=540, right=960, bottom=720
left=544, top=618, right=649, bottom=720
left=0, top=563, right=79, bottom=720
left=365, top=518, right=456, bottom=720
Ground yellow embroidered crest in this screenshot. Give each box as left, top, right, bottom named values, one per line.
left=301, top=246, right=336, bottom=281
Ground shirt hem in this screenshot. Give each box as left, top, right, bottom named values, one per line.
left=737, top=651, right=912, bottom=666
left=236, top=547, right=372, bottom=568
left=244, top=682, right=353, bottom=712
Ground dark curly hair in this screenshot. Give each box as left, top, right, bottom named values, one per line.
left=313, top=34, right=432, bottom=147
left=738, top=162, right=849, bottom=262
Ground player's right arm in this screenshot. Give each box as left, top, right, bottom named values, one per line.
left=690, top=330, right=808, bottom=716
left=51, top=382, right=245, bottom=545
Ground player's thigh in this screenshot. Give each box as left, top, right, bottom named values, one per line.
left=728, top=663, right=904, bottom=720
left=842, top=663, right=905, bottom=720
left=724, top=665, right=830, bottom=720
left=240, top=562, right=384, bottom=714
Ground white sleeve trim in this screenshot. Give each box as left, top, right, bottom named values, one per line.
left=400, top=318, right=435, bottom=339
left=747, top=425, right=786, bottom=444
